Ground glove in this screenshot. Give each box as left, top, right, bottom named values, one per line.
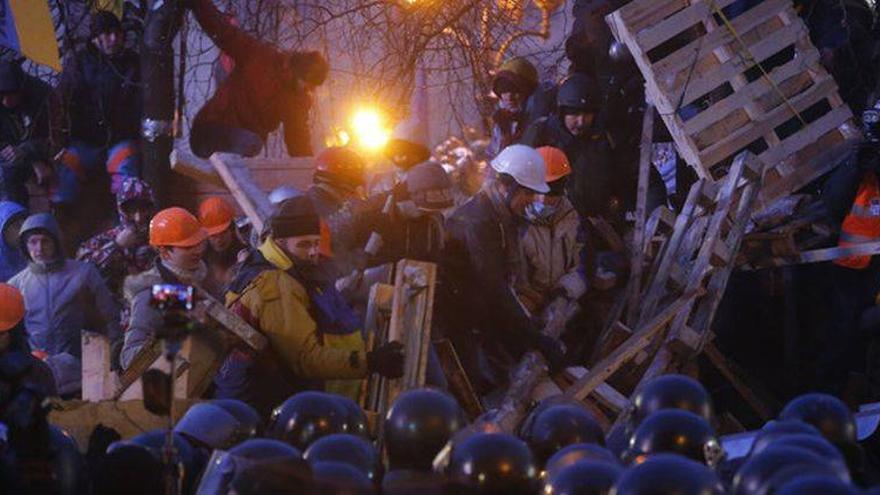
left=367, top=341, right=405, bottom=378
left=856, top=141, right=880, bottom=173
left=537, top=334, right=567, bottom=374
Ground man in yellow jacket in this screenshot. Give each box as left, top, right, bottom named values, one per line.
left=216, top=195, right=404, bottom=413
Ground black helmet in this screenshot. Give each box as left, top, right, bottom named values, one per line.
left=195, top=438, right=303, bottom=494
left=117, top=430, right=204, bottom=494
left=520, top=403, right=605, bottom=465
left=541, top=460, right=622, bottom=495
left=303, top=433, right=383, bottom=483
left=625, top=410, right=723, bottom=467
left=174, top=402, right=252, bottom=450
left=334, top=394, right=369, bottom=438
left=631, top=374, right=714, bottom=427
left=211, top=399, right=262, bottom=438
left=448, top=432, right=539, bottom=495
left=385, top=388, right=467, bottom=470
left=750, top=433, right=848, bottom=478
left=92, top=444, right=163, bottom=495
left=311, top=461, right=374, bottom=495
left=731, top=445, right=845, bottom=495
left=267, top=391, right=349, bottom=450
left=612, top=454, right=725, bottom=495
left=775, top=474, right=860, bottom=495
left=556, top=73, right=599, bottom=113
left=779, top=393, right=857, bottom=448
left=545, top=444, right=620, bottom=482
left=748, top=419, right=823, bottom=456
left=227, top=456, right=313, bottom=495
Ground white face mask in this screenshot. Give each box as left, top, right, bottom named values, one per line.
left=524, top=196, right=558, bottom=224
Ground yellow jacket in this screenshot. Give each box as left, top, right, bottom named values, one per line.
left=226, top=239, right=367, bottom=380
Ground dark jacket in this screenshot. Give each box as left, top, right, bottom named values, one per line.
left=0, top=73, right=50, bottom=166
left=54, top=45, right=141, bottom=148
left=191, top=0, right=315, bottom=156
left=0, top=201, right=26, bottom=282
left=440, top=190, right=537, bottom=358
left=520, top=114, right=667, bottom=220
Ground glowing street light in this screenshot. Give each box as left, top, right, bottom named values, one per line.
left=350, top=107, right=390, bottom=152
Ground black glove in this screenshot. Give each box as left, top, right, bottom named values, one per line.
left=537, top=334, right=567, bottom=374
left=856, top=141, right=880, bottom=173
left=367, top=341, right=405, bottom=378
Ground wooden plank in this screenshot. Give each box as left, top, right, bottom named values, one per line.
left=81, top=332, right=117, bottom=402
left=626, top=99, right=656, bottom=326
left=565, top=367, right=628, bottom=412
left=617, top=0, right=690, bottom=33
left=743, top=240, right=880, bottom=269
left=170, top=149, right=225, bottom=188
left=700, top=76, right=837, bottom=167
left=704, top=342, right=774, bottom=420
left=682, top=48, right=821, bottom=136
left=209, top=152, right=273, bottom=234
left=564, top=291, right=702, bottom=402
left=434, top=339, right=484, bottom=420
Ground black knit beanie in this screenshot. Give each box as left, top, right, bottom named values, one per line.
left=267, top=196, right=320, bottom=238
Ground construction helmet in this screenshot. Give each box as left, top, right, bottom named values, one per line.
left=493, top=57, right=539, bottom=97
left=149, top=207, right=208, bottom=248
left=490, top=144, right=550, bottom=193
left=536, top=146, right=571, bottom=183
left=314, top=147, right=366, bottom=189
left=198, top=197, right=236, bottom=236
left=0, top=283, right=25, bottom=332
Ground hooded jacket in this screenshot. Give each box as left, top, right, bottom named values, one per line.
left=0, top=201, right=26, bottom=282
left=8, top=213, right=120, bottom=367
left=190, top=0, right=319, bottom=156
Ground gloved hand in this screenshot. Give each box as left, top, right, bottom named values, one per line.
left=856, top=141, right=880, bottom=173
left=367, top=341, right=405, bottom=378
left=537, top=334, right=567, bottom=374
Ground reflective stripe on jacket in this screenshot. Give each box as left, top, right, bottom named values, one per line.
left=836, top=171, right=880, bottom=269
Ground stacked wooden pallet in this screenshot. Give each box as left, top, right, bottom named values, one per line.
left=607, top=0, right=860, bottom=213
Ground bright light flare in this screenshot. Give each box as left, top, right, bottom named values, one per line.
left=351, top=107, right=390, bottom=152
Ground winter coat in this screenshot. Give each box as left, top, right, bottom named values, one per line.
left=191, top=0, right=315, bottom=156
left=440, top=189, right=537, bottom=358
left=120, top=261, right=223, bottom=370
left=0, top=201, right=26, bottom=281
left=8, top=213, right=120, bottom=360
left=520, top=114, right=667, bottom=221
left=215, top=241, right=367, bottom=411
left=0, top=73, right=50, bottom=167
left=54, top=45, right=141, bottom=148
left=515, top=198, right=587, bottom=313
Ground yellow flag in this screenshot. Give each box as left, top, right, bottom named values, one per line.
left=94, top=0, right=124, bottom=19
left=8, top=0, right=60, bottom=72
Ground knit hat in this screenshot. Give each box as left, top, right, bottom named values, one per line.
left=267, top=196, right=320, bottom=239
left=91, top=10, right=122, bottom=38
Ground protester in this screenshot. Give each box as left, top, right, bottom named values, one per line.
left=0, top=61, right=52, bottom=206
left=199, top=196, right=246, bottom=285
left=0, top=200, right=26, bottom=282
left=9, top=212, right=120, bottom=395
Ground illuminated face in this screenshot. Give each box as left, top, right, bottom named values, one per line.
left=564, top=111, right=595, bottom=137
left=93, top=30, right=124, bottom=56
left=277, top=234, right=322, bottom=265
left=25, top=232, right=56, bottom=263
left=209, top=227, right=235, bottom=253
left=159, top=242, right=206, bottom=271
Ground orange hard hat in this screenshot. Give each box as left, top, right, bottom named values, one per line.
left=198, top=197, right=236, bottom=236
left=0, top=283, right=25, bottom=332
left=537, top=146, right=572, bottom=183
left=149, top=207, right=208, bottom=248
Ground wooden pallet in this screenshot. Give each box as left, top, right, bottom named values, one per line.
left=566, top=152, right=773, bottom=422
left=607, top=0, right=860, bottom=212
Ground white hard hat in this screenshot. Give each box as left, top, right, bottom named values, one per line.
left=490, top=144, right=550, bottom=193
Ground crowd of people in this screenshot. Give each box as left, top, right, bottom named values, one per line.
left=1, top=0, right=880, bottom=493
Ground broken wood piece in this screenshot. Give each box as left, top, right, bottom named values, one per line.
left=170, top=149, right=225, bottom=188
left=564, top=367, right=628, bottom=412
left=742, top=240, right=880, bottom=270
left=81, top=332, right=118, bottom=402
left=434, top=339, right=484, bottom=420
left=626, top=97, right=656, bottom=325
left=209, top=152, right=273, bottom=234
left=564, top=290, right=703, bottom=402
left=703, top=342, right=774, bottom=421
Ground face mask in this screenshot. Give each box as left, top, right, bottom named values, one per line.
left=525, top=201, right=558, bottom=224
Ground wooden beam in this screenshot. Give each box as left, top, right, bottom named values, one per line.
left=209, top=152, right=273, bottom=234
left=564, top=290, right=702, bottom=402
left=626, top=98, right=656, bottom=325
left=169, top=149, right=225, bottom=188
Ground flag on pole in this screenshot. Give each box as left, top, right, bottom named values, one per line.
left=0, top=0, right=61, bottom=72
